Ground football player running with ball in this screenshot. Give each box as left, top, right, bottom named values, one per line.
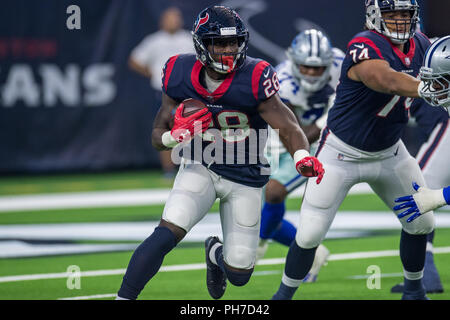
left=257, top=29, right=344, bottom=283
left=116, top=6, right=324, bottom=300
left=272, top=0, right=447, bottom=300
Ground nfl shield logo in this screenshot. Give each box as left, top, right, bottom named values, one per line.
left=404, top=57, right=411, bottom=66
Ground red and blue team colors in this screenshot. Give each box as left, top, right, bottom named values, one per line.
left=328, top=30, right=431, bottom=152
left=162, top=53, right=280, bottom=187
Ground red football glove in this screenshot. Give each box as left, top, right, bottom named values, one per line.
left=170, top=105, right=212, bottom=143
left=296, top=156, right=325, bottom=184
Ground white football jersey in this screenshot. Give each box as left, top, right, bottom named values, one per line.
left=267, top=47, right=345, bottom=155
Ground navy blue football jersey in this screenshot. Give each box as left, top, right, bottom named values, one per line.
left=327, top=30, right=431, bottom=152
left=410, top=99, right=449, bottom=138
left=161, top=54, right=280, bottom=187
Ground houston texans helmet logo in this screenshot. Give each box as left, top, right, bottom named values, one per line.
left=195, top=13, right=209, bottom=32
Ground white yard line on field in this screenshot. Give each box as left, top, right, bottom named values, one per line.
left=59, top=293, right=118, bottom=300
left=1, top=185, right=448, bottom=213
left=2, top=246, right=450, bottom=285
left=0, top=183, right=373, bottom=212
left=56, top=246, right=450, bottom=300
left=347, top=272, right=404, bottom=279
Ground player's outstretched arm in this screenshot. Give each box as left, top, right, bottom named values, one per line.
left=151, top=92, right=179, bottom=150
left=394, top=182, right=450, bottom=222
left=348, top=59, right=422, bottom=98
left=258, top=94, right=324, bottom=183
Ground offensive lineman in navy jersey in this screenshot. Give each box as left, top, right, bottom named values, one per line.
left=116, top=6, right=324, bottom=300
left=272, top=0, right=447, bottom=300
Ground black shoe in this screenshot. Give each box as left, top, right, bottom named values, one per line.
left=391, top=283, right=404, bottom=293
left=402, top=287, right=430, bottom=300
left=391, top=282, right=444, bottom=294
left=205, top=236, right=227, bottom=299
left=422, top=252, right=444, bottom=293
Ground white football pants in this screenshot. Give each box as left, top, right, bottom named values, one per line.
left=296, top=130, right=435, bottom=249
left=416, top=120, right=450, bottom=189
left=162, top=162, right=262, bottom=269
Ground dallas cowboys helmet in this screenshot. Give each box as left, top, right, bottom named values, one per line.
left=365, top=0, right=420, bottom=44
left=419, top=36, right=450, bottom=109
left=286, top=29, right=333, bottom=92
left=192, top=6, right=249, bottom=74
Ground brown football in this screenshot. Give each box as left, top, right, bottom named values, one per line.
left=180, top=98, right=207, bottom=117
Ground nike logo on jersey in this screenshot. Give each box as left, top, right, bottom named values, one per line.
left=354, top=44, right=365, bottom=49
left=263, top=68, right=270, bottom=78
left=394, top=146, right=399, bottom=156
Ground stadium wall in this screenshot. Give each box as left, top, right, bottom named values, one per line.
left=0, top=0, right=433, bottom=173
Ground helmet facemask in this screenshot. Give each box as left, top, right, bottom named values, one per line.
left=286, top=29, right=333, bottom=92
left=288, top=55, right=331, bottom=92
left=420, top=67, right=450, bottom=108
left=366, top=0, right=419, bottom=44
left=192, top=6, right=249, bottom=75
left=195, top=35, right=248, bottom=74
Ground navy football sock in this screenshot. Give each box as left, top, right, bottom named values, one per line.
left=272, top=242, right=316, bottom=300
left=272, top=282, right=298, bottom=300
left=117, top=226, right=177, bottom=300
left=284, top=242, right=317, bottom=281
left=271, top=219, right=296, bottom=246
left=426, top=230, right=435, bottom=243
left=260, top=202, right=285, bottom=239
left=400, top=230, right=427, bottom=292
left=404, top=279, right=423, bottom=292
left=400, top=230, right=427, bottom=272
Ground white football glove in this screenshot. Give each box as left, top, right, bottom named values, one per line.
left=394, top=182, right=446, bottom=222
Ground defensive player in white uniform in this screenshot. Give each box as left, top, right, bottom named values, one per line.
left=392, top=35, right=450, bottom=294
left=258, top=29, right=344, bottom=283
left=271, top=0, right=447, bottom=300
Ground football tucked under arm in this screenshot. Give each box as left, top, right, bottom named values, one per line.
left=165, top=98, right=212, bottom=146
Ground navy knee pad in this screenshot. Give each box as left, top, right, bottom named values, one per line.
left=224, top=267, right=253, bottom=287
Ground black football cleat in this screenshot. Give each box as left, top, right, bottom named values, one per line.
left=391, top=283, right=404, bottom=293
left=402, top=287, right=430, bottom=300
left=205, top=236, right=227, bottom=299
left=391, top=282, right=444, bottom=294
